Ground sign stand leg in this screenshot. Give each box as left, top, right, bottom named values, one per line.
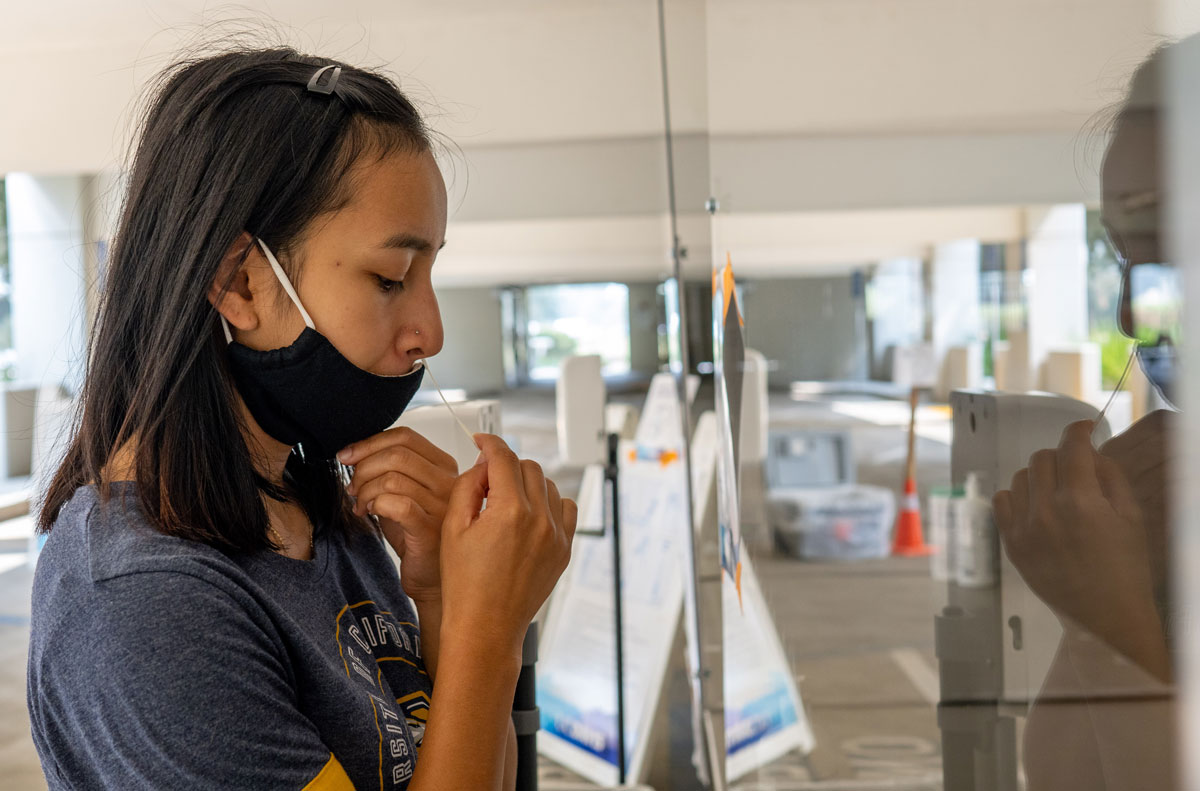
left=606, top=432, right=627, bottom=785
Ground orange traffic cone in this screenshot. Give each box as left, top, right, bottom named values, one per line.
left=893, top=476, right=931, bottom=556
left=893, top=386, right=932, bottom=557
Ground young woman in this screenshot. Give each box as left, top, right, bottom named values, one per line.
left=26, top=47, right=576, bottom=790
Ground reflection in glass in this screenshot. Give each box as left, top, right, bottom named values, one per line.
left=992, top=37, right=1188, bottom=791
left=687, top=5, right=1190, bottom=791
left=0, top=180, right=14, bottom=377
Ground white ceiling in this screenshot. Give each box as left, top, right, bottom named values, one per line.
left=0, top=1, right=669, bottom=173
left=0, top=0, right=1165, bottom=174
left=1, top=0, right=1177, bottom=286
left=706, top=0, right=1159, bottom=137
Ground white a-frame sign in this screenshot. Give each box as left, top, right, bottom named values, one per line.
left=537, top=374, right=814, bottom=785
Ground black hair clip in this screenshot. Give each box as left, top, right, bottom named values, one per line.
left=307, top=64, right=342, bottom=96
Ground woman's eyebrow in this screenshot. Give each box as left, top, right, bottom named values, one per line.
left=378, top=232, right=447, bottom=253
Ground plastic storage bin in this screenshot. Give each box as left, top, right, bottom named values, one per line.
left=768, top=484, right=895, bottom=561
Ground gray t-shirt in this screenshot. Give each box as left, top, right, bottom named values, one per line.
left=27, top=482, right=433, bottom=790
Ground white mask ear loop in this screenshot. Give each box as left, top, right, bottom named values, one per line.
left=218, top=239, right=316, bottom=345
left=256, top=239, right=316, bottom=330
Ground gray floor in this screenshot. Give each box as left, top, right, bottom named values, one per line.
left=514, top=387, right=951, bottom=789
left=0, top=564, right=42, bottom=791
left=1, top=388, right=955, bottom=790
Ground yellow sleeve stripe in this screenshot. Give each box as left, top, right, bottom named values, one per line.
left=302, top=753, right=356, bottom=791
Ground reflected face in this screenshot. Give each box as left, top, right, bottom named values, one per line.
left=1101, top=110, right=1162, bottom=268
left=256, top=147, right=448, bottom=376
left=1101, top=111, right=1165, bottom=338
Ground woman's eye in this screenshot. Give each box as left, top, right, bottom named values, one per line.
left=375, top=275, right=404, bottom=293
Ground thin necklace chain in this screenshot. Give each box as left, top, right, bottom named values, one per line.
left=268, top=521, right=315, bottom=554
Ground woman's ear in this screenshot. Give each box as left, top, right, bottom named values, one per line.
left=208, top=232, right=261, bottom=335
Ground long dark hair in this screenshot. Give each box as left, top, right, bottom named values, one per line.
left=38, top=46, right=432, bottom=553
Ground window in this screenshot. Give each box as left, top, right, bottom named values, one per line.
left=522, top=283, right=631, bottom=382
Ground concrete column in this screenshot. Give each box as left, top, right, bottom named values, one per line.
left=993, top=239, right=1027, bottom=390
left=422, top=287, right=505, bottom=396
left=867, top=257, right=924, bottom=380
left=5, top=174, right=88, bottom=394
left=1023, top=205, right=1089, bottom=390
left=930, top=240, right=982, bottom=396
left=931, top=239, right=982, bottom=359
left=627, top=282, right=660, bottom=379
left=81, top=170, right=124, bottom=333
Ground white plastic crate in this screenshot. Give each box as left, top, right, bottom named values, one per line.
left=768, top=485, right=895, bottom=561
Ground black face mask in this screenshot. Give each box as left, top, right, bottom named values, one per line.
left=222, top=239, right=425, bottom=461
left=1136, top=340, right=1176, bottom=406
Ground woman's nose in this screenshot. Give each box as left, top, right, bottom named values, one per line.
left=404, top=292, right=443, bottom=360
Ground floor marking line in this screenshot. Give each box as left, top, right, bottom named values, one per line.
left=890, top=648, right=939, bottom=704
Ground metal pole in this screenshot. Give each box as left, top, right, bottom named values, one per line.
left=905, top=386, right=919, bottom=484
left=655, top=2, right=723, bottom=789
left=512, top=623, right=540, bottom=791
left=606, top=432, right=627, bottom=784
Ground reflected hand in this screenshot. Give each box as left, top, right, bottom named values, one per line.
left=1100, top=409, right=1176, bottom=600
left=994, top=420, right=1159, bottom=651
left=339, top=427, right=459, bottom=603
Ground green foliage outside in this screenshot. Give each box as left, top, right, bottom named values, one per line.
left=1087, top=209, right=1132, bottom=391
left=523, top=282, right=632, bottom=381
left=1092, top=328, right=1135, bottom=389
left=528, top=328, right=579, bottom=371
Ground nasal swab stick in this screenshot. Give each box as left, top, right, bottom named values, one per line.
left=420, top=360, right=479, bottom=447
left=1092, top=345, right=1137, bottom=444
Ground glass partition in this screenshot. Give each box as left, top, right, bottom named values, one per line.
left=683, top=1, right=1187, bottom=789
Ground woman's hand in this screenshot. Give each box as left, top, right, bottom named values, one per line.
left=401, top=434, right=574, bottom=791
left=993, top=420, right=1168, bottom=677
left=439, top=433, right=577, bottom=654
left=1100, top=409, right=1175, bottom=599
left=338, top=427, right=458, bottom=604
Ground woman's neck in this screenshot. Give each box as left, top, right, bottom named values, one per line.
left=101, top=396, right=314, bottom=560
left=102, top=397, right=290, bottom=486
left=237, top=396, right=295, bottom=486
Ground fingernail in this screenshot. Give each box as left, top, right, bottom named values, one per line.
left=366, top=499, right=376, bottom=514
left=472, top=451, right=486, bottom=467
left=337, top=448, right=352, bottom=463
